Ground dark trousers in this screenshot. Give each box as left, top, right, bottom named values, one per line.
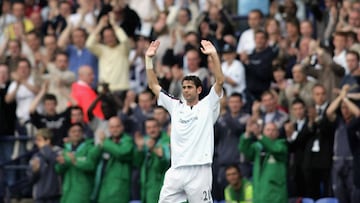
left=304, top=167, right=332, bottom=200
left=332, top=159, right=356, bottom=203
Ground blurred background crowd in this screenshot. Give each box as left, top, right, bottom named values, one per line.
left=0, top=0, right=360, bottom=202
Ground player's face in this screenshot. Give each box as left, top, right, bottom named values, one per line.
left=182, top=80, right=200, bottom=103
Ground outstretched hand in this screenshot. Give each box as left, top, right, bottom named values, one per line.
left=200, top=40, right=217, bottom=56
left=145, top=40, right=160, bottom=58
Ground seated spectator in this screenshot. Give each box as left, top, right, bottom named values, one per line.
left=55, top=123, right=98, bottom=203
left=28, top=128, right=62, bottom=203
left=239, top=121, right=288, bottom=203
left=224, top=164, right=253, bottom=202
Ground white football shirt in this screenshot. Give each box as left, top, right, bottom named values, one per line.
left=158, top=86, right=221, bottom=168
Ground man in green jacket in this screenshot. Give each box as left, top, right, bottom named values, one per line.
left=239, top=121, right=288, bottom=203
left=91, top=116, right=134, bottom=203
left=134, top=118, right=171, bottom=203
left=55, top=123, right=99, bottom=203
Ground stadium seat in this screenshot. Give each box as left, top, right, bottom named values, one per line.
left=315, top=197, right=339, bottom=203
left=302, top=197, right=315, bottom=203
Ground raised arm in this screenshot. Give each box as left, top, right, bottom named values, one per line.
left=326, top=85, right=349, bottom=121
left=29, top=81, right=48, bottom=114
left=57, top=21, right=72, bottom=50
left=145, top=40, right=162, bottom=97
left=200, top=40, right=224, bottom=96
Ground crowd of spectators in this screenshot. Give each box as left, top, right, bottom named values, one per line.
left=0, top=0, right=360, bottom=202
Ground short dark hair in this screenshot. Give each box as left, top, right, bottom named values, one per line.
left=291, top=98, right=306, bottom=107
left=44, top=93, right=57, bottom=103
left=347, top=50, right=360, bottom=61
left=70, top=106, right=83, bottom=113
left=145, top=117, right=160, bottom=127
left=182, top=75, right=202, bottom=88
left=229, top=92, right=243, bottom=101
left=250, top=9, right=263, bottom=19
left=68, top=122, right=84, bottom=132
left=225, top=164, right=242, bottom=175
left=255, top=29, right=268, bottom=40
left=17, top=58, right=31, bottom=69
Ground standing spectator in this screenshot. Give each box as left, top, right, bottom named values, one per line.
left=42, top=0, right=72, bottom=36
left=252, top=90, right=288, bottom=128
left=5, top=58, right=39, bottom=136
left=43, top=51, right=76, bottom=113
left=55, top=123, right=98, bottom=203
left=29, top=81, right=74, bottom=147
left=326, top=85, right=357, bottom=203
left=185, top=48, right=211, bottom=99
left=42, top=34, right=60, bottom=66
left=0, top=63, right=16, bottom=192
left=346, top=98, right=360, bottom=202
left=4, top=1, right=34, bottom=40
left=333, top=31, right=349, bottom=74
left=224, top=165, right=253, bottom=203
left=58, top=25, right=98, bottom=86
left=303, top=84, right=336, bottom=199
left=70, top=106, right=93, bottom=138
left=86, top=13, right=130, bottom=96
left=243, top=30, right=277, bottom=101
left=71, top=66, right=104, bottom=123
left=283, top=64, right=316, bottom=108
left=237, top=9, right=263, bottom=55
left=153, top=106, right=170, bottom=132
left=28, top=128, right=62, bottom=203
left=284, top=99, right=313, bottom=197
left=221, top=43, right=246, bottom=97
left=0, top=39, right=24, bottom=73
left=340, top=51, right=360, bottom=92
left=133, top=118, right=170, bottom=203
left=305, top=49, right=345, bottom=101
left=239, top=122, right=288, bottom=203
left=0, top=0, right=16, bottom=41
left=91, top=117, right=133, bottom=203
left=0, top=63, right=16, bottom=137
left=213, top=93, right=251, bottom=200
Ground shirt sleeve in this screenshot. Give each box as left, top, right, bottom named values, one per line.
left=203, top=86, right=222, bottom=123
left=157, top=89, right=179, bottom=113
left=6, top=81, right=17, bottom=94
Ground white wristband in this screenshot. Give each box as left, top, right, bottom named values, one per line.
left=145, top=57, right=153, bottom=70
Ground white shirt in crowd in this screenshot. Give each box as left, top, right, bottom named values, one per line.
left=7, top=76, right=37, bottom=122
left=236, top=29, right=255, bottom=54
left=221, top=59, right=246, bottom=96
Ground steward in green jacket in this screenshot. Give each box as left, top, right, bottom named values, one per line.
left=91, top=117, right=134, bottom=203
left=55, top=123, right=99, bottom=203
left=224, top=164, right=253, bottom=203
left=133, top=118, right=170, bottom=203
left=239, top=122, right=288, bottom=203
